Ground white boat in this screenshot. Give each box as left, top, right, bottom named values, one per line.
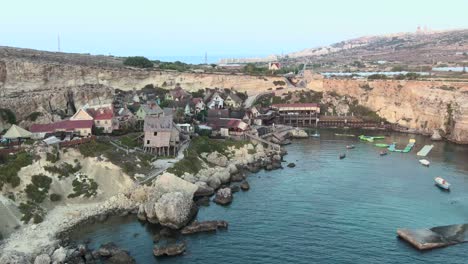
left=311, top=133, right=320, bottom=138
left=434, top=177, right=450, bottom=190
left=419, top=159, right=430, bottom=166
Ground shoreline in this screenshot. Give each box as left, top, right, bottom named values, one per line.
left=0, top=137, right=285, bottom=263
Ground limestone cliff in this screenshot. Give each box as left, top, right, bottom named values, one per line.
left=308, top=79, right=468, bottom=143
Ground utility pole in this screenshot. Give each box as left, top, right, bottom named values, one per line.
left=205, top=52, right=208, bottom=65
left=57, top=34, right=61, bottom=52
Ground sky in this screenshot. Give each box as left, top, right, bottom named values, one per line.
left=1, top=0, right=467, bottom=59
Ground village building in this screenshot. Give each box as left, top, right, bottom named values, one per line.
left=224, top=93, right=243, bottom=108
left=271, top=103, right=320, bottom=126
left=143, top=114, right=181, bottom=156
left=268, top=62, right=281, bottom=71
left=165, top=85, right=190, bottom=102
left=191, top=97, right=205, bottom=113
left=206, top=118, right=249, bottom=137
left=116, top=106, right=137, bottom=130
left=204, top=90, right=224, bottom=109
left=136, top=103, right=164, bottom=121
left=85, top=104, right=118, bottom=133
left=30, top=120, right=93, bottom=138
left=207, top=109, right=229, bottom=121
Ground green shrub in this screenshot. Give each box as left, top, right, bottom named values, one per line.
left=19, top=201, right=45, bottom=224
left=123, top=56, right=154, bottom=68
left=0, top=151, right=32, bottom=188
left=50, top=193, right=62, bottom=202
left=68, top=175, right=98, bottom=198
left=25, top=174, right=52, bottom=203
left=78, top=140, right=112, bottom=157
left=44, top=162, right=81, bottom=179
left=0, top=108, right=17, bottom=124
left=119, top=136, right=139, bottom=148
left=26, top=112, right=42, bottom=122
left=46, top=151, right=60, bottom=163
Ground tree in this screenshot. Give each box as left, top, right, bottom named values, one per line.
left=123, top=56, right=154, bottom=68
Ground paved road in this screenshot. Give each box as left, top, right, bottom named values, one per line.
left=244, top=91, right=271, bottom=108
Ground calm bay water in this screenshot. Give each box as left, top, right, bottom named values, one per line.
left=70, top=130, right=468, bottom=263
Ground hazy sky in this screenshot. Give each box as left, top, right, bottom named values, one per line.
left=1, top=0, right=467, bottom=58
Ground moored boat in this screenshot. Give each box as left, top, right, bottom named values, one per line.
left=339, top=153, right=346, bottom=159
left=380, top=151, right=388, bottom=156
left=346, top=145, right=355, bottom=149
left=311, top=133, right=320, bottom=138
left=419, top=159, right=430, bottom=166
left=434, top=177, right=450, bottom=190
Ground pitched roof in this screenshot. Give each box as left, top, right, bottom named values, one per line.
left=144, top=115, right=174, bottom=132
left=86, top=106, right=114, bottom=120
left=30, top=120, right=93, bottom=133
left=70, top=108, right=93, bottom=121
left=170, top=86, right=190, bottom=99
left=140, top=103, right=164, bottom=116
left=192, top=97, right=204, bottom=105
left=3, top=124, right=32, bottom=139
left=226, top=93, right=243, bottom=103
left=207, top=118, right=249, bottom=131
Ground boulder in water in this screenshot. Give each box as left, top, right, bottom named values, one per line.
left=154, top=192, right=197, bottom=229
left=287, top=162, right=296, bottom=168
left=51, top=247, right=67, bottom=263
left=214, top=188, right=233, bottom=205
left=106, top=251, right=136, bottom=264
left=181, top=220, right=228, bottom=235
left=240, top=181, right=250, bottom=191
left=153, top=243, right=186, bottom=257
left=194, top=182, right=214, bottom=197
left=431, top=130, right=443, bottom=141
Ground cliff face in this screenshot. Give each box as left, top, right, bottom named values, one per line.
left=0, top=58, right=283, bottom=120
left=310, top=79, right=468, bottom=143
left=1, top=51, right=468, bottom=143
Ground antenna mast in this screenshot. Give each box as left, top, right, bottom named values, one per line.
left=57, top=34, right=61, bottom=52
left=205, top=52, right=208, bottom=65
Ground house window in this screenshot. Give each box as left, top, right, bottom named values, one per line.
left=147, top=140, right=150, bottom=144
left=154, top=132, right=158, bottom=136
left=105, top=120, right=108, bottom=124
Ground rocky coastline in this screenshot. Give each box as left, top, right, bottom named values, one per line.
left=0, top=137, right=289, bottom=263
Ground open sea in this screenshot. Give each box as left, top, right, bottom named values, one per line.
left=70, top=130, right=468, bottom=263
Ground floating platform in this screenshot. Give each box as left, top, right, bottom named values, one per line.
left=359, top=135, right=385, bottom=142
left=397, top=224, right=468, bottom=250
left=417, top=145, right=434, bottom=157
left=375, top=143, right=389, bottom=148
left=388, top=139, right=415, bottom=153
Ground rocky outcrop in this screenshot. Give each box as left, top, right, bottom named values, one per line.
left=240, top=181, right=250, bottom=191
left=154, top=192, right=196, bottom=229
left=431, top=130, right=443, bottom=141
left=33, top=254, right=51, bottom=264
left=287, top=162, right=296, bottom=168
left=214, top=188, right=233, bottom=205
left=289, top=128, right=308, bottom=138
left=153, top=243, right=186, bottom=257
left=194, top=182, right=214, bottom=197
left=181, top=220, right=228, bottom=235
left=138, top=173, right=198, bottom=229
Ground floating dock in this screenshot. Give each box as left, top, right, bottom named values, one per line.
left=417, top=145, right=434, bottom=157
left=397, top=224, right=468, bottom=250
left=388, top=139, right=415, bottom=153
left=359, top=135, right=385, bottom=142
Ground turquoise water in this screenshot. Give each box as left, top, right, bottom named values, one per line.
left=70, top=131, right=468, bottom=263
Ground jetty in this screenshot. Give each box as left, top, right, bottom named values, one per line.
left=417, top=145, right=434, bottom=156
left=397, top=224, right=468, bottom=250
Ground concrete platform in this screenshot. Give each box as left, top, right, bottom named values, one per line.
left=397, top=224, right=468, bottom=250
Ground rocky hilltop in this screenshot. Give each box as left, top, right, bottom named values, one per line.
left=1, top=46, right=468, bottom=143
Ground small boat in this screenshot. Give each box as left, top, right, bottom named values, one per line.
left=335, top=133, right=355, bottom=137
left=419, top=159, right=430, bottom=166
left=339, top=153, right=346, bottom=159
left=310, top=133, right=320, bottom=138
left=380, top=151, right=388, bottom=156
left=346, top=145, right=355, bottom=149
left=434, top=177, right=450, bottom=190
